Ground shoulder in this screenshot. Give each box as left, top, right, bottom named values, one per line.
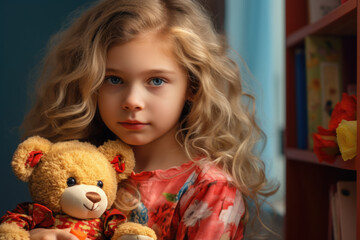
left=192, top=160, right=235, bottom=185
left=179, top=161, right=244, bottom=208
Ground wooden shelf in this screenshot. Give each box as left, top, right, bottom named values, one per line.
left=286, top=0, right=357, bottom=47
left=285, top=0, right=359, bottom=238
left=286, top=148, right=357, bottom=171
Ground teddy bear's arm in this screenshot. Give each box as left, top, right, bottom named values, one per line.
left=0, top=204, right=34, bottom=230
left=101, top=209, right=156, bottom=240
left=0, top=222, right=30, bottom=240
left=0, top=203, right=54, bottom=232
left=102, top=208, right=127, bottom=237
left=0, top=203, right=37, bottom=239
left=112, top=222, right=157, bottom=240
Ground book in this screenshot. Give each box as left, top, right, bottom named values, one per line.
left=337, top=181, right=356, bottom=240
left=307, top=0, right=341, bottom=23
left=294, top=48, right=308, bottom=149
left=305, top=36, right=342, bottom=149
left=329, top=184, right=340, bottom=240
left=320, top=62, right=341, bottom=126
left=329, top=181, right=356, bottom=240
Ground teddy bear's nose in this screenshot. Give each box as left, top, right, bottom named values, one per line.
left=86, top=192, right=101, bottom=203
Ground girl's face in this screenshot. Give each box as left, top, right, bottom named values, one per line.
left=98, top=31, right=188, bottom=146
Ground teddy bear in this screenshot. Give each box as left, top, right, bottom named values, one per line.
left=0, top=136, right=157, bottom=240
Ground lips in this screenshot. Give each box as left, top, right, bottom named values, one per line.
left=119, top=120, right=148, bottom=130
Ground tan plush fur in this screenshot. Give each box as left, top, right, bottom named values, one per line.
left=114, top=222, right=158, bottom=240
left=0, top=136, right=156, bottom=240
left=0, top=223, right=30, bottom=240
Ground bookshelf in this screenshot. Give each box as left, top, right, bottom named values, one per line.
left=285, top=0, right=360, bottom=239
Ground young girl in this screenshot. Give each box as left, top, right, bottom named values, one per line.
left=23, top=0, right=277, bottom=239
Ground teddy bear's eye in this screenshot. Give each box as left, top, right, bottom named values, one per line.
left=67, top=177, right=77, bottom=187
left=97, top=180, right=103, bottom=188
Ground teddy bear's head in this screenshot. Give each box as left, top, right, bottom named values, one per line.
left=11, top=136, right=135, bottom=219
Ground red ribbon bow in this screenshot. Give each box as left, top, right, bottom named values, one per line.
left=26, top=151, right=43, bottom=167
left=111, top=155, right=125, bottom=173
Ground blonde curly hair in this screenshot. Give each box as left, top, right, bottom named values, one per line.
left=22, top=0, right=277, bottom=225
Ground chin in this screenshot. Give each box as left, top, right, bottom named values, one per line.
left=120, top=138, right=151, bottom=147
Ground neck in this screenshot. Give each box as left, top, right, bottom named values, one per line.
left=132, top=129, right=190, bottom=173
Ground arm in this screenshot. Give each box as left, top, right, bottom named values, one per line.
left=174, top=180, right=245, bottom=240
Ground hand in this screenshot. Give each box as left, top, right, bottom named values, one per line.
left=30, top=228, right=79, bottom=240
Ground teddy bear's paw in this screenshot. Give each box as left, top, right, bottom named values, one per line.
left=0, top=223, right=30, bottom=240
left=113, top=222, right=157, bottom=240
left=119, top=235, right=154, bottom=240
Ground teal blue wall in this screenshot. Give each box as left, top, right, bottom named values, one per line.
left=225, top=0, right=285, bottom=204
left=0, top=0, right=96, bottom=216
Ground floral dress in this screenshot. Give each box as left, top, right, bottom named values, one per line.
left=128, top=160, right=245, bottom=240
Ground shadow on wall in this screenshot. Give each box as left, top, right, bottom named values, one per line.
left=0, top=0, right=97, bottom=216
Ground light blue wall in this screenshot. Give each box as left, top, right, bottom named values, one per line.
left=0, top=0, right=96, bottom=216
left=225, top=0, right=285, bottom=203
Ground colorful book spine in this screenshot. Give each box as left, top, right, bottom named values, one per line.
left=295, top=48, right=308, bottom=149
left=305, top=36, right=342, bottom=149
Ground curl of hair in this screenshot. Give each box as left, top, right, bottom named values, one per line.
left=22, top=0, right=278, bottom=226
left=167, top=4, right=278, bottom=225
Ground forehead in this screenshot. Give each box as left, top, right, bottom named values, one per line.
left=106, top=31, right=182, bottom=74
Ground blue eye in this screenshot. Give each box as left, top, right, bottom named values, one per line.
left=105, top=76, right=123, bottom=85
left=149, top=77, right=165, bottom=86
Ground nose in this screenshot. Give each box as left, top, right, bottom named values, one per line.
left=121, top=85, right=145, bottom=111
left=86, top=192, right=101, bottom=203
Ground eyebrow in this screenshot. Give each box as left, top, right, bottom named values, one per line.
left=105, top=68, right=176, bottom=75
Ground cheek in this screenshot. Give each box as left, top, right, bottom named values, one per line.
left=152, top=99, right=186, bottom=128
left=98, top=91, right=119, bottom=118
left=160, top=94, right=186, bottom=118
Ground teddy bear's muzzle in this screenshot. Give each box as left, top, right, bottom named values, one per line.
left=60, top=185, right=108, bottom=219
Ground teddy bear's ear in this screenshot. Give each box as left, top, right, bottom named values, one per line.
left=12, top=136, right=52, bottom=182
left=98, top=140, right=135, bottom=182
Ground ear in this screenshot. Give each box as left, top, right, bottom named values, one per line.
left=12, top=136, right=52, bottom=182
left=98, top=140, right=135, bottom=182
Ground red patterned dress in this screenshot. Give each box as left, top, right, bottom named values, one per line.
left=128, top=160, right=245, bottom=240
left=0, top=203, right=126, bottom=239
